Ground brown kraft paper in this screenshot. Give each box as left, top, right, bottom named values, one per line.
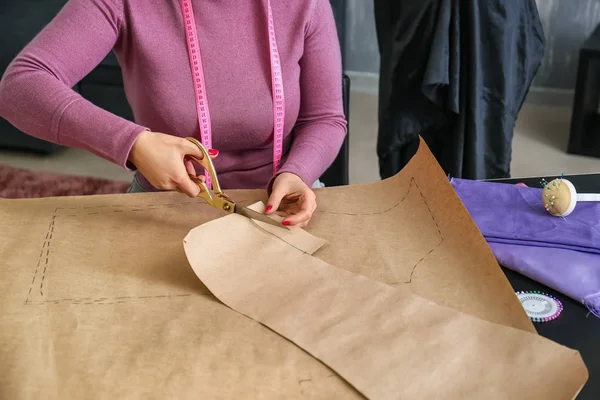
left=0, top=138, right=587, bottom=398
left=184, top=201, right=587, bottom=399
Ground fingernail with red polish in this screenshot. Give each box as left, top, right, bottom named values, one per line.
left=266, top=205, right=273, bottom=212
left=208, top=149, right=219, bottom=157
left=282, top=220, right=291, bottom=226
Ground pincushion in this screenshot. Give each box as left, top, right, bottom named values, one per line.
left=541, top=178, right=600, bottom=217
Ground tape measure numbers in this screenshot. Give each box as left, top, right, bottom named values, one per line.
left=180, top=0, right=285, bottom=188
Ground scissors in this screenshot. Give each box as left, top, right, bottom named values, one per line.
left=181, top=137, right=289, bottom=230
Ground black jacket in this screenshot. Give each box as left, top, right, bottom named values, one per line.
left=374, top=0, right=545, bottom=180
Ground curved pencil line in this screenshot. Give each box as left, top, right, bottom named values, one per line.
left=26, top=176, right=444, bottom=305
left=315, top=178, right=416, bottom=216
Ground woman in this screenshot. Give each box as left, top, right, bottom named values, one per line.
left=0, top=0, right=347, bottom=227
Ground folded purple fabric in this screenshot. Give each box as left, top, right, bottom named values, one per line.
left=451, top=178, right=600, bottom=316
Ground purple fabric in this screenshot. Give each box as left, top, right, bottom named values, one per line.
left=451, top=178, right=600, bottom=317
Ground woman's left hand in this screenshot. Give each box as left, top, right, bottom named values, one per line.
left=266, top=173, right=317, bottom=228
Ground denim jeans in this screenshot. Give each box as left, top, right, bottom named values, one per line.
left=126, top=175, right=148, bottom=193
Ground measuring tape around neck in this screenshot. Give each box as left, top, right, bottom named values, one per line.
left=180, top=0, right=285, bottom=188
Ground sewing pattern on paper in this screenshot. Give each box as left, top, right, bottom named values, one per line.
left=314, top=178, right=444, bottom=285
left=25, top=201, right=204, bottom=306
left=25, top=177, right=443, bottom=306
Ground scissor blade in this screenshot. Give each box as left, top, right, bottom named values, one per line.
left=234, top=205, right=290, bottom=230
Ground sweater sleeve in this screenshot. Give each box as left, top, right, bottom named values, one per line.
left=0, top=0, right=147, bottom=169
left=273, top=0, right=348, bottom=187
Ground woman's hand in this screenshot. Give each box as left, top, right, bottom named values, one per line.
left=266, top=173, right=317, bottom=227
left=128, top=130, right=219, bottom=197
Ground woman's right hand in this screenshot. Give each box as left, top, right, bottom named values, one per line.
left=127, top=130, right=219, bottom=197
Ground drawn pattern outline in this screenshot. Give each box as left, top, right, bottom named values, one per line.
left=25, top=178, right=443, bottom=305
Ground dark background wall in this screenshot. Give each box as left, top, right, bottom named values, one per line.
left=3, top=1, right=598, bottom=94
left=343, top=0, right=600, bottom=93
left=344, top=0, right=378, bottom=78
left=534, top=0, right=600, bottom=90
left=329, top=0, right=347, bottom=68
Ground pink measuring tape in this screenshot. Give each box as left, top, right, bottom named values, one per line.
left=180, top=0, right=285, bottom=188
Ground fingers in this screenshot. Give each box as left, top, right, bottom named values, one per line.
left=180, top=139, right=219, bottom=167
left=180, top=139, right=205, bottom=164
left=184, top=159, right=196, bottom=176
left=281, top=195, right=316, bottom=226
left=128, top=131, right=220, bottom=196
left=173, top=171, right=201, bottom=198
left=184, top=155, right=216, bottom=182
left=266, top=173, right=318, bottom=227
left=177, top=181, right=200, bottom=198
left=178, top=139, right=218, bottom=198
left=266, top=183, right=288, bottom=215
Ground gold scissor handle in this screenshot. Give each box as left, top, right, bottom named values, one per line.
left=184, top=137, right=223, bottom=194
left=183, top=137, right=236, bottom=213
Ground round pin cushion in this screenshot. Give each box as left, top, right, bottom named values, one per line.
left=516, top=291, right=563, bottom=323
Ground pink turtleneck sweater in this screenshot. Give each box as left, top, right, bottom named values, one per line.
left=0, top=0, right=346, bottom=190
